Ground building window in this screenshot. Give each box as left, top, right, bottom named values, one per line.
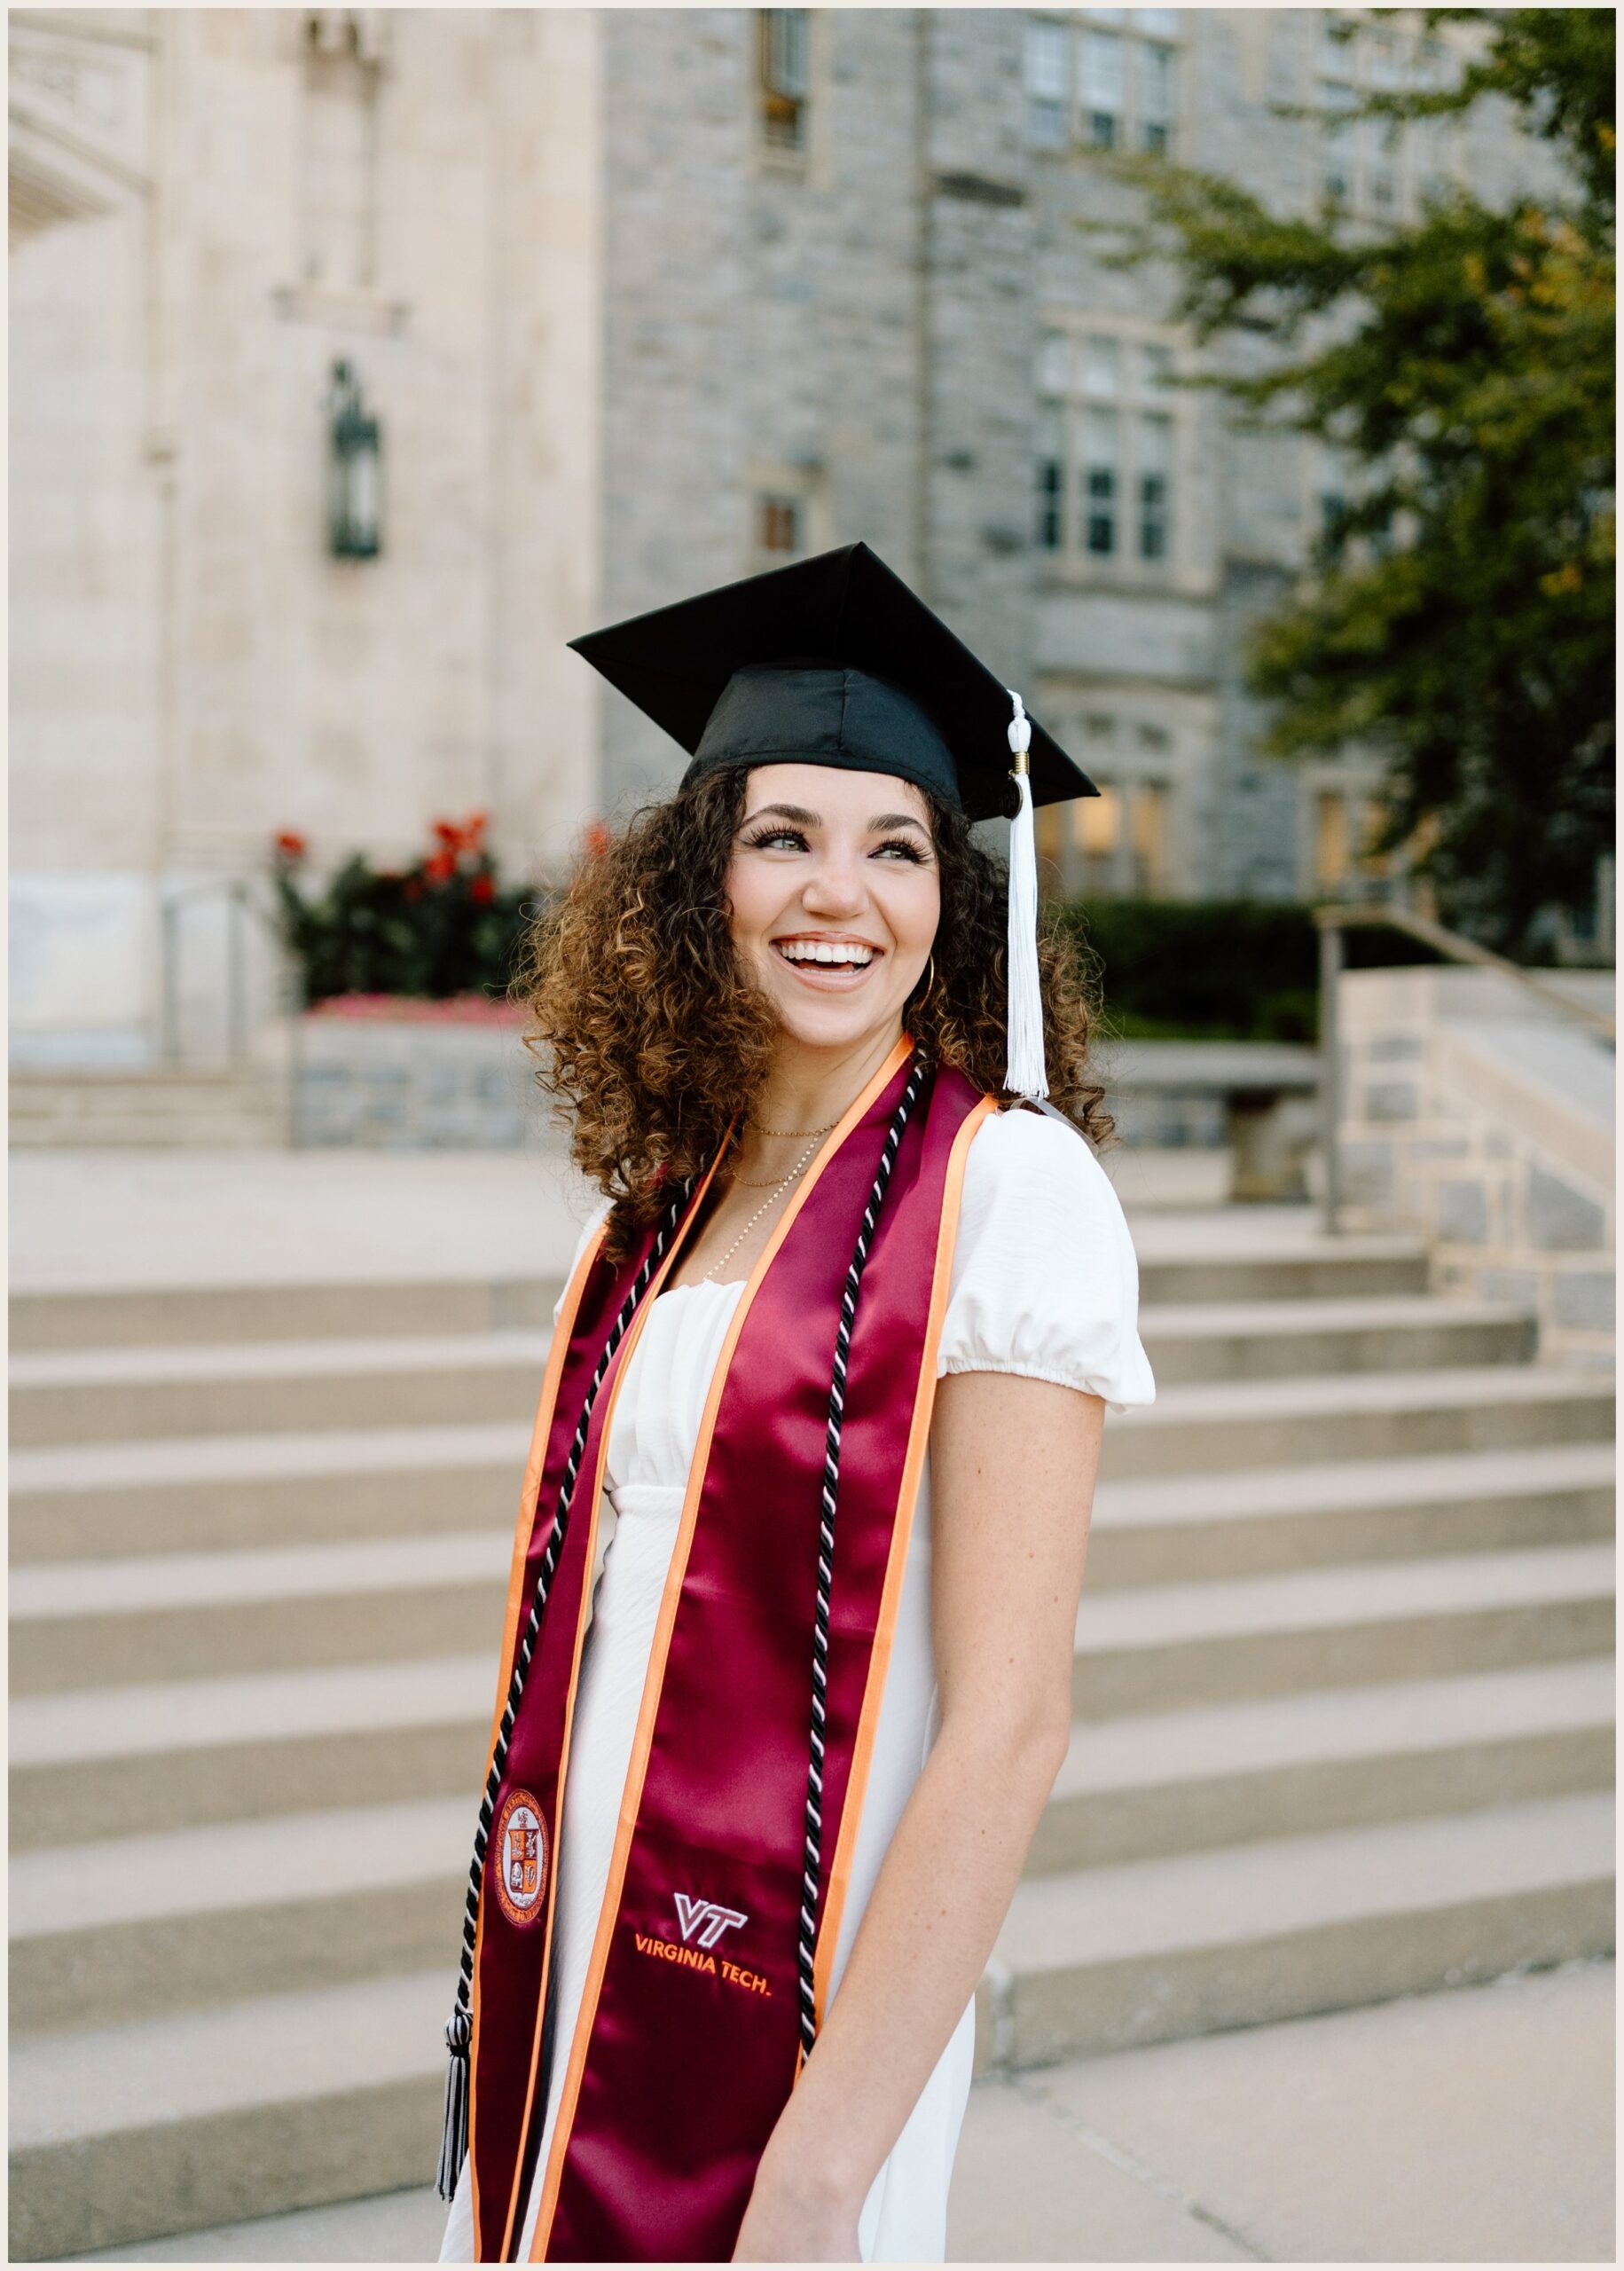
left=759, top=11, right=810, bottom=152
left=1035, top=320, right=1182, bottom=579
left=1314, top=792, right=1350, bottom=888
left=1128, top=782, right=1169, bottom=894
left=1076, top=781, right=1123, bottom=885
left=1083, top=409, right=1119, bottom=554
left=1140, top=41, right=1175, bottom=153
left=1317, top=18, right=1459, bottom=218
left=1035, top=405, right=1066, bottom=551
left=1024, top=10, right=1182, bottom=158
left=1025, top=19, right=1071, bottom=150
left=757, top=494, right=803, bottom=554
left=1137, top=413, right=1173, bottom=559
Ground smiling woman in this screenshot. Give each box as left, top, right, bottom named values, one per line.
left=435, top=544, right=1154, bottom=2267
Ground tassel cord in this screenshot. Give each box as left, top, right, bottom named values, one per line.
left=1003, top=692, right=1048, bottom=1102
left=435, top=1177, right=692, bottom=2204
left=796, top=1052, right=931, bottom=2060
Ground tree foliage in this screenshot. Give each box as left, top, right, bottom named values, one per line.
left=1103, top=9, right=1614, bottom=953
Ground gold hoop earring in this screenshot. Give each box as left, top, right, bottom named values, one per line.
left=919, top=951, right=936, bottom=999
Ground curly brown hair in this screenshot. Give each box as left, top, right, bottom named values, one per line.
left=514, top=767, right=1114, bottom=1258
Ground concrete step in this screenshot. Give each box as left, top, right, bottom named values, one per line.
left=1138, top=1293, right=1535, bottom=1385
left=13, top=1788, right=1613, bottom=2259
left=1128, top=1224, right=1429, bottom=1305
left=11, top=1294, right=1526, bottom=1453
left=9, top=1276, right=562, bottom=1353
left=9, top=1332, right=555, bottom=1448
left=1098, top=1364, right=1613, bottom=1481
left=13, top=1661, right=1612, bottom=2039
left=10, top=1531, right=514, bottom=1693
left=7, top=1071, right=288, bottom=1156
left=977, top=1790, right=1616, bottom=2075
left=4, top=1236, right=1434, bottom=1354
left=9, top=1421, right=533, bottom=1563
left=1071, top=1541, right=1615, bottom=1717
left=12, top=1796, right=472, bottom=2037
left=12, top=1436, right=1615, bottom=1692
left=8, top=1968, right=448, bottom=2260
left=12, top=1421, right=1612, bottom=1590
left=1086, top=1442, right=1616, bottom=1589
left=11, top=1655, right=493, bottom=1850
left=13, top=1542, right=1612, bottom=1850
left=1033, top=1657, right=1615, bottom=1874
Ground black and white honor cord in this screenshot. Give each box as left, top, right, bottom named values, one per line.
left=435, top=1176, right=691, bottom=2204
left=797, top=1052, right=930, bottom=2058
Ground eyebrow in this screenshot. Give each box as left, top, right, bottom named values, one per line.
left=742, top=803, right=930, bottom=835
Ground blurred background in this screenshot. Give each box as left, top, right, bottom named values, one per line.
left=9, top=7, right=1614, bottom=2263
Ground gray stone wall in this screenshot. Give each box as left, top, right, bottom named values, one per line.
left=1335, top=970, right=1614, bottom=1369
left=292, top=1016, right=561, bottom=1151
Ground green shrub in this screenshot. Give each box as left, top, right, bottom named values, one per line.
left=1058, top=898, right=1443, bottom=1043
left=271, top=814, right=545, bottom=1005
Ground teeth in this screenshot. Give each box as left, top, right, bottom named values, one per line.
left=779, top=941, right=873, bottom=967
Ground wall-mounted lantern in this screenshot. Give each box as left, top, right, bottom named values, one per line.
left=326, top=358, right=382, bottom=558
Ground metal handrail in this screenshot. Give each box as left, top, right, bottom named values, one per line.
left=160, top=875, right=292, bottom=1064
left=1316, top=900, right=1616, bottom=1234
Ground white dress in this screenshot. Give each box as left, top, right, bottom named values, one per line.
left=441, top=1106, right=1156, bottom=2263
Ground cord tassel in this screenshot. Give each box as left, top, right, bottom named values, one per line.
left=437, top=2005, right=472, bottom=2201
left=1004, top=691, right=1047, bottom=1100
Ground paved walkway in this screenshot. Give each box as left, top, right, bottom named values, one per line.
left=74, top=1961, right=1613, bottom=2262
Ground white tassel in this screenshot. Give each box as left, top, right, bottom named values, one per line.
left=1003, top=691, right=1048, bottom=1100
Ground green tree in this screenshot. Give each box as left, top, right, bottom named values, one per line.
left=1102, top=9, right=1614, bottom=954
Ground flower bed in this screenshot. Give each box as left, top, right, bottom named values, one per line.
left=305, top=992, right=527, bottom=1026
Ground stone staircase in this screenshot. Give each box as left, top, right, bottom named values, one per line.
left=8, top=1065, right=289, bottom=1149
left=9, top=1231, right=1615, bottom=2259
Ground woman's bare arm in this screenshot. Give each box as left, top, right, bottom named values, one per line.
left=733, top=1368, right=1102, bottom=2260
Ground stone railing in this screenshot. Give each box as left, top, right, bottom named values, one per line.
left=1332, top=965, right=1614, bottom=1368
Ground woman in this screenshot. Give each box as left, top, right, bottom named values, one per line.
left=436, top=543, right=1155, bottom=2264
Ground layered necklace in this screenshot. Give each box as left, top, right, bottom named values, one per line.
left=699, top=1110, right=841, bottom=1285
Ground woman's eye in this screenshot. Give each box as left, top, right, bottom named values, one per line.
left=874, top=837, right=928, bottom=863
left=743, top=828, right=809, bottom=852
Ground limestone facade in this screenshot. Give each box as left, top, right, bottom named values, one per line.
left=11, top=10, right=1556, bottom=1060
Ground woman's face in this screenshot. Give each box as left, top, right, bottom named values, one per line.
left=725, top=763, right=941, bottom=1057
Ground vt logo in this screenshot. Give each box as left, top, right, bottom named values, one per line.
left=674, top=1894, right=749, bottom=1949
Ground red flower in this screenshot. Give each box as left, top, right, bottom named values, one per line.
left=464, top=810, right=490, bottom=849
left=470, top=872, right=495, bottom=905
left=425, top=850, right=457, bottom=883
left=584, top=819, right=612, bottom=858
left=275, top=829, right=308, bottom=860
left=432, top=819, right=460, bottom=849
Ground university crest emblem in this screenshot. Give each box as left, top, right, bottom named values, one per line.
left=493, top=1787, right=546, bottom=1928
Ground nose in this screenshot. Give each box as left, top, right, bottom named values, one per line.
left=799, top=843, right=867, bottom=920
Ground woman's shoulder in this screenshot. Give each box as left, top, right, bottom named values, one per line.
left=961, top=1100, right=1129, bottom=1231
left=941, top=1100, right=1156, bottom=1410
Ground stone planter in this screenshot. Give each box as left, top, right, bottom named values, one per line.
left=289, top=1002, right=559, bottom=1151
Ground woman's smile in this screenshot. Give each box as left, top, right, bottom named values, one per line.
left=772, top=929, right=884, bottom=989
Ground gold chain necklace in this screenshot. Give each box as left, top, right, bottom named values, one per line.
left=701, top=1131, right=822, bottom=1284
left=748, top=1113, right=840, bottom=1141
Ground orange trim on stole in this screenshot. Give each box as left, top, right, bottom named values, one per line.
left=805, top=1090, right=997, bottom=2037
left=487, top=1229, right=608, bottom=1762
left=493, top=1151, right=730, bottom=2262
left=528, top=1035, right=915, bottom=2260
left=467, top=1222, right=605, bottom=2252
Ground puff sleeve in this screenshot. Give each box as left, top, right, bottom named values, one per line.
left=937, top=1106, right=1157, bottom=1416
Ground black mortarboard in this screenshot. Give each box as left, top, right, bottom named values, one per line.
left=569, top=540, right=1092, bottom=1099
left=566, top=541, right=1097, bottom=824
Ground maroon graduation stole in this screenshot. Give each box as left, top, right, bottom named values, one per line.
left=445, top=1037, right=995, bottom=2261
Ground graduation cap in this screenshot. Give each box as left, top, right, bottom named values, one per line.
left=568, top=541, right=1099, bottom=1100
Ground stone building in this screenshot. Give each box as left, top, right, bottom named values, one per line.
left=10, top=8, right=1551, bottom=1063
